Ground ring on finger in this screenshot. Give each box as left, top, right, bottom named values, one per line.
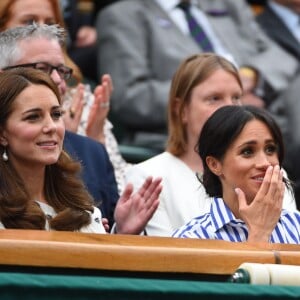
left=69, top=107, right=75, bottom=119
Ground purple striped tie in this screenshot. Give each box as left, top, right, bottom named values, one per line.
left=178, top=2, right=214, bottom=52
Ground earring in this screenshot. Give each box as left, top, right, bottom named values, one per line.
left=2, top=148, right=8, bottom=161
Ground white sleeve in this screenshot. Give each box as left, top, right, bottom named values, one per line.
left=79, top=207, right=106, bottom=234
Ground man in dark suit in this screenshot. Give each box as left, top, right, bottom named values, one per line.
left=256, top=0, right=300, bottom=60
left=0, top=24, right=119, bottom=227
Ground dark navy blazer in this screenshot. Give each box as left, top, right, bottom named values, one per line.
left=64, top=131, right=119, bottom=227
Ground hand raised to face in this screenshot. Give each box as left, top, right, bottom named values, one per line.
left=235, top=165, right=284, bottom=243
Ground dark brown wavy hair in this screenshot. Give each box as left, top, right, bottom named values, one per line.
left=0, top=68, right=94, bottom=230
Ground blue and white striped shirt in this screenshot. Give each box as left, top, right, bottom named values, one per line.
left=172, top=197, right=300, bottom=244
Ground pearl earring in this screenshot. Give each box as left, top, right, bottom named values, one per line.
left=2, top=148, right=8, bottom=161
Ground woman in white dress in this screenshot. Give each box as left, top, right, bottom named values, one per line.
left=125, top=53, right=296, bottom=236
left=0, top=68, right=161, bottom=234
left=0, top=0, right=128, bottom=194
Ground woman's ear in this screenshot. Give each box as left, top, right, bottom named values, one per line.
left=0, top=138, right=8, bottom=147
left=206, top=156, right=222, bottom=176
left=173, top=97, right=187, bottom=123
left=181, top=106, right=188, bottom=124
left=173, top=97, right=181, bottom=114
left=0, top=130, right=8, bottom=147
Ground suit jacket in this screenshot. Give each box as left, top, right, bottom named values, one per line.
left=256, top=4, right=300, bottom=61
left=64, top=131, right=119, bottom=227
left=97, top=0, right=298, bottom=150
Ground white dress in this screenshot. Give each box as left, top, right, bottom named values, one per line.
left=0, top=201, right=106, bottom=234
left=125, top=152, right=211, bottom=237
left=125, top=151, right=297, bottom=237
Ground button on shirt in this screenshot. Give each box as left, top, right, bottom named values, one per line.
left=173, top=197, right=300, bottom=244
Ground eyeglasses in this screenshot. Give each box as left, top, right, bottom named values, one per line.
left=3, top=62, right=73, bottom=80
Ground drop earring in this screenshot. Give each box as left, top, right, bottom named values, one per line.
left=2, top=148, right=8, bottom=161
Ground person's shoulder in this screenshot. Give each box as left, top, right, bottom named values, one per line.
left=134, top=152, right=175, bottom=171
left=124, top=152, right=169, bottom=183
left=206, top=0, right=249, bottom=12
left=100, top=0, right=146, bottom=13
left=281, top=209, right=300, bottom=220
left=65, top=131, right=106, bottom=150
left=64, top=131, right=109, bottom=164
left=172, top=212, right=212, bottom=238
left=92, top=206, right=103, bottom=219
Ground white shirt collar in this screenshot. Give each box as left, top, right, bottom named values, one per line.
left=154, top=0, right=178, bottom=12
left=155, top=0, right=197, bottom=12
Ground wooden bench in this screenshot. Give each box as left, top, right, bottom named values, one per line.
left=1, top=230, right=300, bottom=299
left=0, top=229, right=300, bottom=275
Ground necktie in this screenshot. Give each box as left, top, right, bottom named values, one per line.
left=178, top=1, right=214, bottom=52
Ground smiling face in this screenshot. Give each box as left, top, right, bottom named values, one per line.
left=0, top=84, right=65, bottom=173
left=182, top=69, right=242, bottom=147
left=213, top=119, right=279, bottom=204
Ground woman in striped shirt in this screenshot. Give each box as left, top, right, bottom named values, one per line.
left=173, top=105, right=300, bottom=243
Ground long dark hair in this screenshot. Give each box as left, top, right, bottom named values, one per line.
left=0, top=68, right=94, bottom=230
left=197, top=105, right=285, bottom=197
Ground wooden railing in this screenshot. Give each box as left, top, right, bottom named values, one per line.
left=0, top=230, right=300, bottom=276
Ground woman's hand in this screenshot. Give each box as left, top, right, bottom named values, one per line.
left=63, top=83, right=85, bottom=132
left=75, top=26, right=97, bottom=47
left=114, top=176, right=162, bottom=234
left=236, top=165, right=284, bottom=243
left=86, top=74, right=113, bottom=144
left=101, top=218, right=110, bottom=233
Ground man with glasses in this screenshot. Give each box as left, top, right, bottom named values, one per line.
left=3, top=62, right=73, bottom=81
left=0, top=24, right=119, bottom=228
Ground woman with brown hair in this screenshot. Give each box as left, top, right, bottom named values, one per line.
left=173, top=105, right=300, bottom=244
left=0, top=0, right=128, bottom=194
left=0, top=67, right=161, bottom=233
left=126, top=53, right=296, bottom=237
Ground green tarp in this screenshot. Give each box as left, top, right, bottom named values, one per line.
left=0, top=271, right=300, bottom=299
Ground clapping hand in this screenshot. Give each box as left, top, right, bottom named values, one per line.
left=114, top=176, right=162, bottom=234
left=86, top=74, right=113, bottom=144
left=63, top=83, right=85, bottom=132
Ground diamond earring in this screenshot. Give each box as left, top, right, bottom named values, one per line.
left=2, top=148, right=8, bottom=161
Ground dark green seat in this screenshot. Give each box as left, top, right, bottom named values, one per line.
left=119, top=144, right=160, bottom=163
left=109, top=111, right=162, bottom=163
